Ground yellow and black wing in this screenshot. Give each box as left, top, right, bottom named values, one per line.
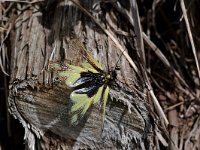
left=50, top=39, right=110, bottom=126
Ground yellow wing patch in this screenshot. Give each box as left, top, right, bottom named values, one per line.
left=50, top=39, right=111, bottom=127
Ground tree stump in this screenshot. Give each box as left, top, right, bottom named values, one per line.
left=7, top=0, right=152, bottom=149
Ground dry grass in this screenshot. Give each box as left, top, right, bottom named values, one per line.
left=1, top=0, right=200, bottom=149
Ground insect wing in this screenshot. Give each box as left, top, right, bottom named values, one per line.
left=50, top=40, right=110, bottom=126
left=58, top=65, right=87, bottom=87
left=70, top=85, right=104, bottom=125
left=50, top=62, right=87, bottom=87
left=81, top=62, right=99, bottom=73
left=69, top=39, right=103, bottom=71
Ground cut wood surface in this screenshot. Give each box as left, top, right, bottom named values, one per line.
left=6, top=0, right=151, bottom=149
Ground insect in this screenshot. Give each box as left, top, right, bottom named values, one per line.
left=50, top=39, right=115, bottom=126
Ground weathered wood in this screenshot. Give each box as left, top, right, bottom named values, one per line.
left=8, top=0, right=152, bottom=149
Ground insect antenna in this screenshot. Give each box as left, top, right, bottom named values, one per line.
left=109, top=49, right=126, bottom=81
left=113, top=49, right=125, bottom=71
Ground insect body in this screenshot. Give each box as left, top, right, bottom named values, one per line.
left=50, top=40, right=112, bottom=126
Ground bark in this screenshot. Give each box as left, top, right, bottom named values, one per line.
left=5, top=0, right=152, bottom=150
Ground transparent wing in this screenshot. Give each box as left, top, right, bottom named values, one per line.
left=50, top=62, right=87, bottom=87
left=69, top=39, right=103, bottom=71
